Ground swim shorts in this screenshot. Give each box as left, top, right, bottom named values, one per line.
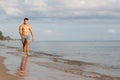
left=21, top=35, right=30, bottom=43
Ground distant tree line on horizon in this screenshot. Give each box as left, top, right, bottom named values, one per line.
left=0, top=31, right=12, bottom=40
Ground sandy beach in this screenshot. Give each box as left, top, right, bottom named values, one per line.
left=0, top=44, right=120, bottom=80
left=0, top=56, right=17, bottom=80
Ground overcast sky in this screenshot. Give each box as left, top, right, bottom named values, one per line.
left=0, top=0, right=120, bottom=41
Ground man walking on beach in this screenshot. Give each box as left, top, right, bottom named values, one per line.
left=19, top=18, right=34, bottom=56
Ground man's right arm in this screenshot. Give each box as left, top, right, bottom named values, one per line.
left=19, top=25, right=22, bottom=38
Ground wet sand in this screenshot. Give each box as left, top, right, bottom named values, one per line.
left=0, top=56, right=17, bottom=80
left=0, top=45, right=120, bottom=80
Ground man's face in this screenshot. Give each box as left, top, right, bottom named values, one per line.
left=24, top=20, right=29, bottom=24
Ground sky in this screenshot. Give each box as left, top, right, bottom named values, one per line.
left=0, top=0, right=120, bottom=41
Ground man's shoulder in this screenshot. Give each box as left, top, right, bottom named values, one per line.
left=28, top=24, right=32, bottom=28
left=19, top=24, right=24, bottom=27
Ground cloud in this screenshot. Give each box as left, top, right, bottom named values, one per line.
left=0, top=0, right=120, bottom=20
left=24, top=0, right=50, bottom=12
left=3, top=7, right=22, bottom=16
left=41, top=29, right=53, bottom=35
left=53, top=0, right=120, bottom=18
left=107, top=29, right=116, bottom=33
left=0, top=0, right=23, bottom=17
left=44, top=30, right=53, bottom=33
left=62, top=0, right=118, bottom=9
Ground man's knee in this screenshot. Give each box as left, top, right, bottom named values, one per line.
left=26, top=40, right=30, bottom=44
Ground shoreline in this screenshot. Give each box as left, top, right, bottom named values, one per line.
left=0, top=56, right=17, bottom=80
left=0, top=45, right=120, bottom=80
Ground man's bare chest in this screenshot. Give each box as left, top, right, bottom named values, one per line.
left=22, top=26, right=30, bottom=31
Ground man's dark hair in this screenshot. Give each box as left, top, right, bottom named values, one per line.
left=24, top=18, right=29, bottom=20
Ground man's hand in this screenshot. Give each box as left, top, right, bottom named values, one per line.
left=21, top=35, right=23, bottom=39
left=32, top=37, right=34, bottom=42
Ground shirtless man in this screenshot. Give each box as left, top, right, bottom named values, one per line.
left=19, top=18, right=34, bottom=56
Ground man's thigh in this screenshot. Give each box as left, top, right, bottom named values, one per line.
left=26, top=40, right=30, bottom=45
left=22, top=38, right=26, bottom=46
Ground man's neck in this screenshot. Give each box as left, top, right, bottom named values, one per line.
left=24, top=23, right=28, bottom=25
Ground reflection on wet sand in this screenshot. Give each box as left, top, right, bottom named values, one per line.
left=17, top=56, right=29, bottom=77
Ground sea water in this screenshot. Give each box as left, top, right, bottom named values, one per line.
left=1, top=40, right=120, bottom=68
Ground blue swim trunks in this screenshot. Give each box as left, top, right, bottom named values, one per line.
left=21, top=35, right=30, bottom=43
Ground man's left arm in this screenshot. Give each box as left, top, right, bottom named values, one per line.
left=29, top=26, right=34, bottom=42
